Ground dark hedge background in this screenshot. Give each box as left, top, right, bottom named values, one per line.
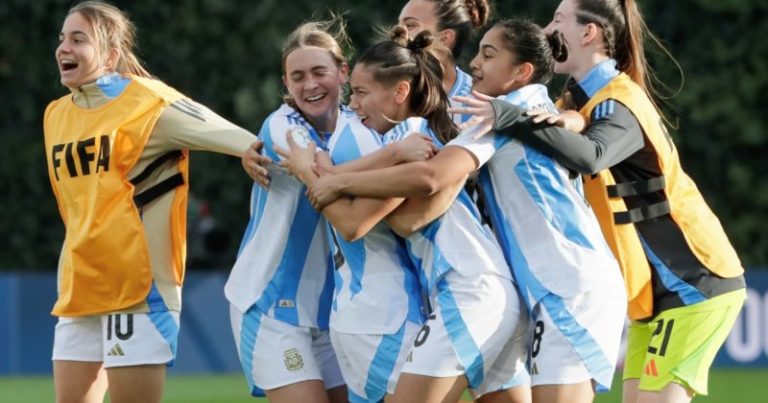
left=1, top=0, right=765, bottom=270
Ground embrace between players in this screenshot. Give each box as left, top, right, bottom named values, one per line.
left=45, top=1, right=746, bottom=403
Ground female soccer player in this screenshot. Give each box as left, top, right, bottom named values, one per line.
left=454, top=1, right=747, bottom=402
left=398, top=0, right=489, bottom=123
left=45, top=2, right=257, bottom=403
left=225, top=19, right=351, bottom=403
left=273, top=32, right=435, bottom=400
left=231, top=17, right=439, bottom=402
left=241, top=0, right=486, bottom=189
left=281, top=26, right=530, bottom=403
left=306, top=18, right=627, bottom=403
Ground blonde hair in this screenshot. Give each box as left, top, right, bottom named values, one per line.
left=68, top=1, right=151, bottom=78
left=281, top=15, right=352, bottom=106
left=281, top=16, right=351, bottom=73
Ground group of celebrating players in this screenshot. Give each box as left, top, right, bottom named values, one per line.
left=45, top=1, right=746, bottom=403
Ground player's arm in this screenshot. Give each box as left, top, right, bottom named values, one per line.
left=308, top=143, right=479, bottom=215
left=154, top=98, right=256, bottom=157
left=328, top=132, right=438, bottom=174
left=277, top=134, right=404, bottom=242
left=384, top=176, right=467, bottom=237
left=377, top=131, right=497, bottom=236
left=488, top=98, right=644, bottom=174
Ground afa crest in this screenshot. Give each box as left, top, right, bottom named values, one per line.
left=283, top=348, right=304, bottom=372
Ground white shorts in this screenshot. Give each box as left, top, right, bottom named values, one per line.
left=528, top=287, right=626, bottom=391
left=331, top=321, right=421, bottom=402
left=52, top=311, right=180, bottom=368
left=230, top=304, right=345, bottom=396
left=402, top=271, right=530, bottom=397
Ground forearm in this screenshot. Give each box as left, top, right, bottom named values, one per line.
left=156, top=99, right=256, bottom=157
left=385, top=177, right=466, bottom=237
left=491, top=99, right=644, bottom=174
left=323, top=196, right=404, bottom=241
left=331, top=143, right=402, bottom=174
left=334, top=162, right=439, bottom=198
left=335, top=146, right=476, bottom=198
left=292, top=163, right=320, bottom=188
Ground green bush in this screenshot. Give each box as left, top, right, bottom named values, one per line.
left=0, top=0, right=764, bottom=269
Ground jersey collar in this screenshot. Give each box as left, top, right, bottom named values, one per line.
left=578, top=59, right=620, bottom=98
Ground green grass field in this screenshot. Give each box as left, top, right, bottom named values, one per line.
left=0, top=369, right=764, bottom=402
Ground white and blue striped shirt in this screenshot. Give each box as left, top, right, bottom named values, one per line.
left=388, top=121, right=513, bottom=293
left=225, top=103, right=345, bottom=329
left=327, top=114, right=425, bottom=334
left=448, top=84, right=621, bottom=307
left=449, top=66, right=474, bottom=125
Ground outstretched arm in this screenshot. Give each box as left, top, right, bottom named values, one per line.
left=156, top=98, right=256, bottom=157
left=452, top=95, right=644, bottom=174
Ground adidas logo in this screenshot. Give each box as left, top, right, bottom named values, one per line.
left=405, top=352, right=413, bottom=363
left=531, top=362, right=539, bottom=376
left=644, top=359, right=659, bottom=377
left=107, top=343, right=125, bottom=357
left=278, top=299, right=295, bottom=308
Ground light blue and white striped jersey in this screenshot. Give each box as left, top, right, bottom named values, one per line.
left=388, top=121, right=513, bottom=293
left=448, top=84, right=621, bottom=308
left=225, top=103, right=346, bottom=330
left=326, top=113, right=425, bottom=334
left=448, top=66, right=474, bottom=125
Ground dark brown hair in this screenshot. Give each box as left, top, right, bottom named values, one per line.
left=357, top=25, right=458, bottom=143
left=493, top=18, right=555, bottom=85
left=425, top=0, right=490, bottom=59
left=571, top=0, right=680, bottom=120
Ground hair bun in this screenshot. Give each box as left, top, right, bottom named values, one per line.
left=547, top=30, right=568, bottom=63
left=408, top=30, right=433, bottom=54
left=390, top=25, right=409, bottom=47
left=464, top=0, right=490, bottom=28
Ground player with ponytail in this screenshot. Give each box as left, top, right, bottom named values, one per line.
left=281, top=26, right=531, bottom=403
left=454, top=2, right=746, bottom=401
left=46, top=2, right=257, bottom=402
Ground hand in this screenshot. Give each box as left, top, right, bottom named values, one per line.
left=314, top=152, right=335, bottom=174
left=312, top=160, right=333, bottom=178
left=275, top=129, right=316, bottom=178
left=395, top=133, right=438, bottom=163
left=526, top=109, right=586, bottom=133
left=308, top=174, right=343, bottom=210
left=449, top=90, right=496, bottom=139
left=241, top=140, right=273, bottom=189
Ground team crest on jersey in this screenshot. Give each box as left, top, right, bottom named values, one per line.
left=290, top=127, right=312, bottom=149
left=283, top=348, right=304, bottom=371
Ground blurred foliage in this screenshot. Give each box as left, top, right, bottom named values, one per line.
left=0, top=0, right=765, bottom=270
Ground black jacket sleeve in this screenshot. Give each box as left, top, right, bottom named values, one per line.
left=490, top=99, right=645, bottom=174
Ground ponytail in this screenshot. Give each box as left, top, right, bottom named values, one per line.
left=69, top=1, right=151, bottom=78
left=358, top=26, right=458, bottom=143
left=424, top=0, right=490, bottom=59
left=573, top=0, right=682, bottom=124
